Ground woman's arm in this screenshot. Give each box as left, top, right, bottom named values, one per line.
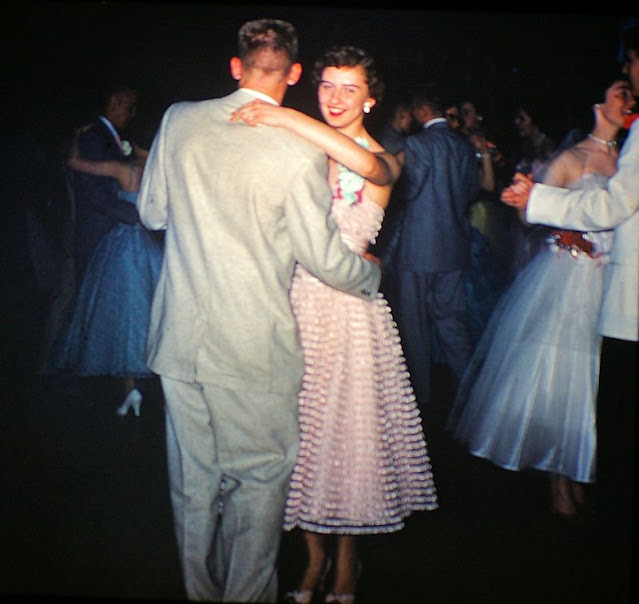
left=230, top=100, right=401, bottom=186
left=67, top=154, right=142, bottom=192
left=468, top=131, right=495, bottom=192
left=67, top=135, right=142, bottom=192
left=67, top=154, right=121, bottom=179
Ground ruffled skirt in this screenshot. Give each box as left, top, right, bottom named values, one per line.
left=283, top=266, right=438, bottom=535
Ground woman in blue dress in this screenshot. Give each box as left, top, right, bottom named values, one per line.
left=446, top=78, right=635, bottom=522
left=53, top=136, right=163, bottom=416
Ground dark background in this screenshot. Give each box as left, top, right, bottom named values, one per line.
left=3, top=2, right=637, bottom=155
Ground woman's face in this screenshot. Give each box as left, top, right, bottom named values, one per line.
left=513, top=109, right=533, bottom=136
left=317, top=65, right=374, bottom=132
left=461, top=102, right=479, bottom=128
left=600, top=79, right=636, bottom=128
left=445, top=106, right=461, bottom=129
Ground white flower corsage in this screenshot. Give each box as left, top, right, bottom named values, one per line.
left=336, top=137, right=370, bottom=205
left=121, top=140, right=133, bottom=157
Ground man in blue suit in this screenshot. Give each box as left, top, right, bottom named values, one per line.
left=388, top=85, right=481, bottom=408
left=67, top=83, right=141, bottom=282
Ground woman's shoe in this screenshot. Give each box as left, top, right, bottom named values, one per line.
left=324, top=560, right=360, bottom=604
left=282, top=557, right=332, bottom=604
left=324, top=594, right=355, bottom=604
left=281, top=590, right=313, bottom=604
left=551, top=508, right=584, bottom=527
left=116, top=388, right=142, bottom=417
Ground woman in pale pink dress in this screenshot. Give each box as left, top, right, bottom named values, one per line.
left=233, top=46, right=438, bottom=603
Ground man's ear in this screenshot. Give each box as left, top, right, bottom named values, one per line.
left=230, top=57, right=243, bottom=81
left=286, top=62, right=303, bottom=86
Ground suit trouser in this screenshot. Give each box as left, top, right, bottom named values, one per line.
left=595, top=337, right=637, bottom=519
left=389, top=269, right=474, bottom=407
left=161, top=376, right=299, bottom=602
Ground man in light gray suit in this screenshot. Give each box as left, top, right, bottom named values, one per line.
left=136, top=19, right=380, bottom=602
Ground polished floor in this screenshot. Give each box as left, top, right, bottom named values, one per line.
left=0, top=365, right=635, bottom=603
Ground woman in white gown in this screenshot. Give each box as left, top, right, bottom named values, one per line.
left=446, top=78, right=636, bottom=522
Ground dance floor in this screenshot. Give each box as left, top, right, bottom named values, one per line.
left=0, top=367, right=634, bottom=603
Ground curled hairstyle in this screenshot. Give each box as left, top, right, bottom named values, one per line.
left=622, top=22, right=639, bottom=56
left=312, top=45, right=384, bottom=103
left=238, top=19, right=298, bottom=70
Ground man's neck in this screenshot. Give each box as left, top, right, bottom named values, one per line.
left=238, top=87, right=280, bottom=105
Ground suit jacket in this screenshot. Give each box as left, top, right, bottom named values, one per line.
left=394, top=120, right=481, bottom=272
left=137, top=89, right=381, bottom=394
left=527, top=120, right=639, bottom=342
left=70, top=119, right=139, bottom=277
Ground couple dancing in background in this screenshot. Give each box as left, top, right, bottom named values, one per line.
left=46, top=86, right=163, bottom=417
left=136, top=18, right=437, bottom=603
left=231, top=45, right=439, bottom=603
left=448, top=75, right=636, bottom=523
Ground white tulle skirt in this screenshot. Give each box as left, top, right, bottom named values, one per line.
left=446, top=243, right=608, bottom=483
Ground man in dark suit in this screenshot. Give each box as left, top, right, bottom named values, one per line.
left=67, top=83, right=141, bottom=282
left=387, top=84, right=481, bottom=408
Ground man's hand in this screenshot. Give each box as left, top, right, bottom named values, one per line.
left=363, top=252, right=382, bottom=267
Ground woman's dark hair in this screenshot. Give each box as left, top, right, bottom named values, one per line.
left=621, top=22, right=639, bottom=58
left=312, top=45, right=384, bottom=103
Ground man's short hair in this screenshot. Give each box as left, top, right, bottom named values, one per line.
left=410, top=84, right=444, bottom=115
left=238, top=19, right=298, bottom=70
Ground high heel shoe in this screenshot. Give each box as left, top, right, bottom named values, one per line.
left=282, top=557, right=332, bottom=604
left=324, top=560, right=361, bottom=604
left=116, top=388, right=142, bottom=417
left=281, top=590, right=313, bottom=604
left=324, top=595, right=355, bottom=604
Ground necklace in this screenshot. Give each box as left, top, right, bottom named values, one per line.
left=587, top=132, right=617, bottom=149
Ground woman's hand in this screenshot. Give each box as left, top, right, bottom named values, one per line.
left=500, top=172, right=534, bottom=209
left=230, top=99, right=290, bottom=127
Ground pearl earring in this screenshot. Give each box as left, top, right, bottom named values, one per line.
left=363, top=102, right=371, bottom=114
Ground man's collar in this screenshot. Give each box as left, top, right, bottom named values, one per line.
left=99, top=115, right=116, bottom=131
left=239, top=88, right=279, bottom=106
left=98, top=115, right=122, bottom=147
left=423, top=117, right=447, bottom=129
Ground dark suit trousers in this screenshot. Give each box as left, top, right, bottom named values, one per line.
left=389, top=268, right=474, bottom=408
left=595, top=337, right=637, bottom=519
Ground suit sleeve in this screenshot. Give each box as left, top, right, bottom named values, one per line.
left=285, top=152, right=380, bottom=301
left=526, top=120, right=639, bottom=230
left=401, top=137, right=428, bottom=203
left=73, top=128, right=139, bottom=225
left=137, top=106, right=172, bottom=230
